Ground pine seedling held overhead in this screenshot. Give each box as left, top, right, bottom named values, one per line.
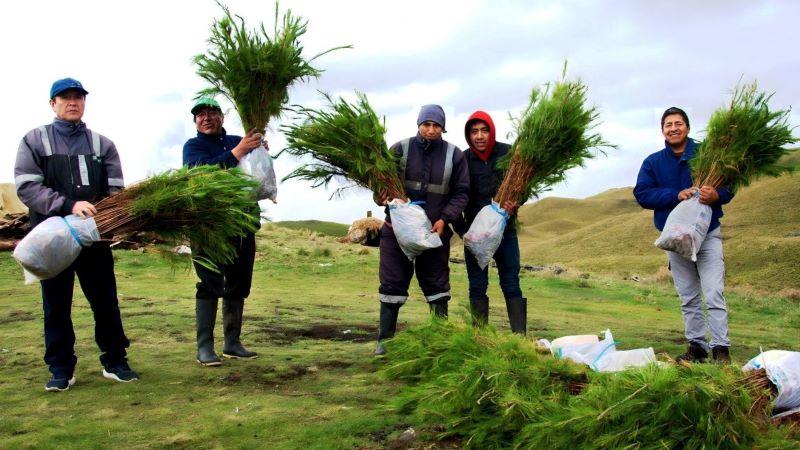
left=494, top=66, right=613, bottom=205
left=281, top=92, right=406, bottom=200
left=193, top=2, right=349, bottom=133
left=692, top=81, right=797, bottom=192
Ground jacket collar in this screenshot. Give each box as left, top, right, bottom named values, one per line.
left=414, top=132, right=442, bottom=150
left=663, top=137, right=697, bottom=162
left=52, top=118, right=86, bottom=136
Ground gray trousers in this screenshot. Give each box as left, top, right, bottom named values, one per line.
left=667, top=227, right=729, bottom=350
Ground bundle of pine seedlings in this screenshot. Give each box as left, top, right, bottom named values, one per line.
left=193, top=2, right=348, bottom=134
left=382, top=320, right=589, bottom=448
left=656, top=82, right=797, bottom=259
left=381, top=320, right=799, bottom=448
left=281, top=92, right=405, bottom=200
left=14, top=166, right=260, bottom=280
left=93, top=165, right=261, bottom=268
left=464, top=69, right=611, bottom=269
left=517, top=364, right=779, bottom=449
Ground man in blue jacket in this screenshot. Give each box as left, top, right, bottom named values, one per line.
left=634, top=107, right=733, bottom=364
left=373, top=105, right=470, bottom=356
left=15, top=78, right=138, bottom=391
left=183, top=97, right=263, bottom=366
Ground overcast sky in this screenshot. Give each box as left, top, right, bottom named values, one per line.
left=3, top=0, right=798, bottom=224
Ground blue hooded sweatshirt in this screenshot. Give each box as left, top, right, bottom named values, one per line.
left=634, top=138, right=733, bottom=232
left=182, top=128, right=242, bottom=168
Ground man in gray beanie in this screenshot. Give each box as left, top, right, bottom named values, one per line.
left=372, top=104, right=470, bottom=356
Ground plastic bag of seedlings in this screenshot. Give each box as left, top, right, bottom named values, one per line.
left=743, top=350, right=800, bottom=412
left=13, top=215, right=101, bottom=284
left=464, top=201, right=508, bottom=269
left=239, top=144, right=277, bottom=202
left=654, top=194, right=711, bottom=261
left=559, top=329, right=617, bottom=365
left=591, top=347, right=656, bottom=372
left=388, top=199, right=442, bottom=260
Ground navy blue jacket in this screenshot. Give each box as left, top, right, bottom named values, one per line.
left=461, top=141, right=514, bottom=231
left=633, top=138, right=733, bottom=232
left=182, top=128, right=242, bottom=168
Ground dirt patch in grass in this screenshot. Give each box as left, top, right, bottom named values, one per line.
left=253, top=323, right=379, bottom=345
left=0, top=310, right=34, bottom=325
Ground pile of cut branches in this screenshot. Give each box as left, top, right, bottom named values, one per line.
left=382, top=320, right=797, bottom=448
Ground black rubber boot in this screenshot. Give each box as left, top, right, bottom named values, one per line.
left=375, top=302, right=401, bottom=356
left=712, top=346, right=731, bottom=364
left=429, top=298, right=449, bottom=318
left=469, top=296, right=489, bottom=327
left=676, top=342, right=708, bottom=363
left=196, top=298, right=222, bottom=366
left=221, top=298, right=258, bottom=359
left=505, top=297, right=527, bottom=335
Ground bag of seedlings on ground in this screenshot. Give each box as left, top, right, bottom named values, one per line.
left=654, top=193, right=711, bottom=261
left=591, top=347, right=657, bottom=372
left=743, top=350, right=800, bottom=412
left=13, top=215, right=101, bottom=283
left=388, top=198, right=442, bottom=260
left=558, top=329, right=617, bottom=366
left=463, top=201, right=508, bottom=269
left=239, top=145, right=277, bottom=202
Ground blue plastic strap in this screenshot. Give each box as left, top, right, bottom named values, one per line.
left=589, top=340, right=620, bottom=371
left=491, top=203, right=508, bottom=225
left=411, top=200, right=426, bottom=206
left=62, top=217, right=86, bottom=248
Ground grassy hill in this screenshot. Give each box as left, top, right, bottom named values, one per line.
left=274, top=220, right=349, bottom=237
left=1, top=224, right=798, bottom=448
left=503, top=152, right=800, bottom=294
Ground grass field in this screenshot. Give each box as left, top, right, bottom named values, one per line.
left=1, top=224, right=798, bottom=448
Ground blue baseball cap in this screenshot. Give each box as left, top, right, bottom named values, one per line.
left=50, top=78, right=89, bottom=99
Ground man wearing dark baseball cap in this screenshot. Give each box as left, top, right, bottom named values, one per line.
left=183, top=96, right=263, bottom=366
left=14, top=78, right=138, bottom=391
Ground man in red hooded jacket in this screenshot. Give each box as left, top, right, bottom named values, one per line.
left=455, top=111, right=526, bottom=334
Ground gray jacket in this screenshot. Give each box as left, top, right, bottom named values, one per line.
left=14, top=119, right=124, bottom=222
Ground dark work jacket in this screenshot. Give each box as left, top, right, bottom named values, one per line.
left=459, top=141, right=514, bottom=233
left=633, top=138, right=733, bottom=232
left=182, top=128, right=242, bottom=168
left=385, top=134, right=470, bottom=236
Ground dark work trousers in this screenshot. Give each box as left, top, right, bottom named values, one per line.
left=379, top=224, right=451, bottom=304
left=41, top=243, right=129, bottom=378
left=192, top=233, right=256, bottom=301
left=464, top=226, right=522, bottom=300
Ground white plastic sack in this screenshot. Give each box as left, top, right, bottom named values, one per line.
left=239, top=145, right=277, bottom=202
left=463, top=202, right=508, bottom=270
left=388, top=199, right=442, bottom=260
left=558, top=329, right=617, bottom=365
left=654, top=194, right=711, bottom=261
left=549, top=334, right=600, bottom=358
left=13, top=215, right=100, bottom=284
left=743, top=350, right=800, bottom=412
left=591, top=348, right=656, bottom=372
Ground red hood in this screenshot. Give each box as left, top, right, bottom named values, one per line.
left=464, top=110, right=496, bottom=160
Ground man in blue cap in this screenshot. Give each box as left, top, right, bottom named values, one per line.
left=183, top=96, right=263, bottom=366
left=14, top=78, right=138, bottom=391
left=372, top=104, right=470, bottom=356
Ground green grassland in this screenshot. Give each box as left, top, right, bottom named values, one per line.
left=273, top=220, right=349, bottom=237
left=1, top=224, right=798, bottom=448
